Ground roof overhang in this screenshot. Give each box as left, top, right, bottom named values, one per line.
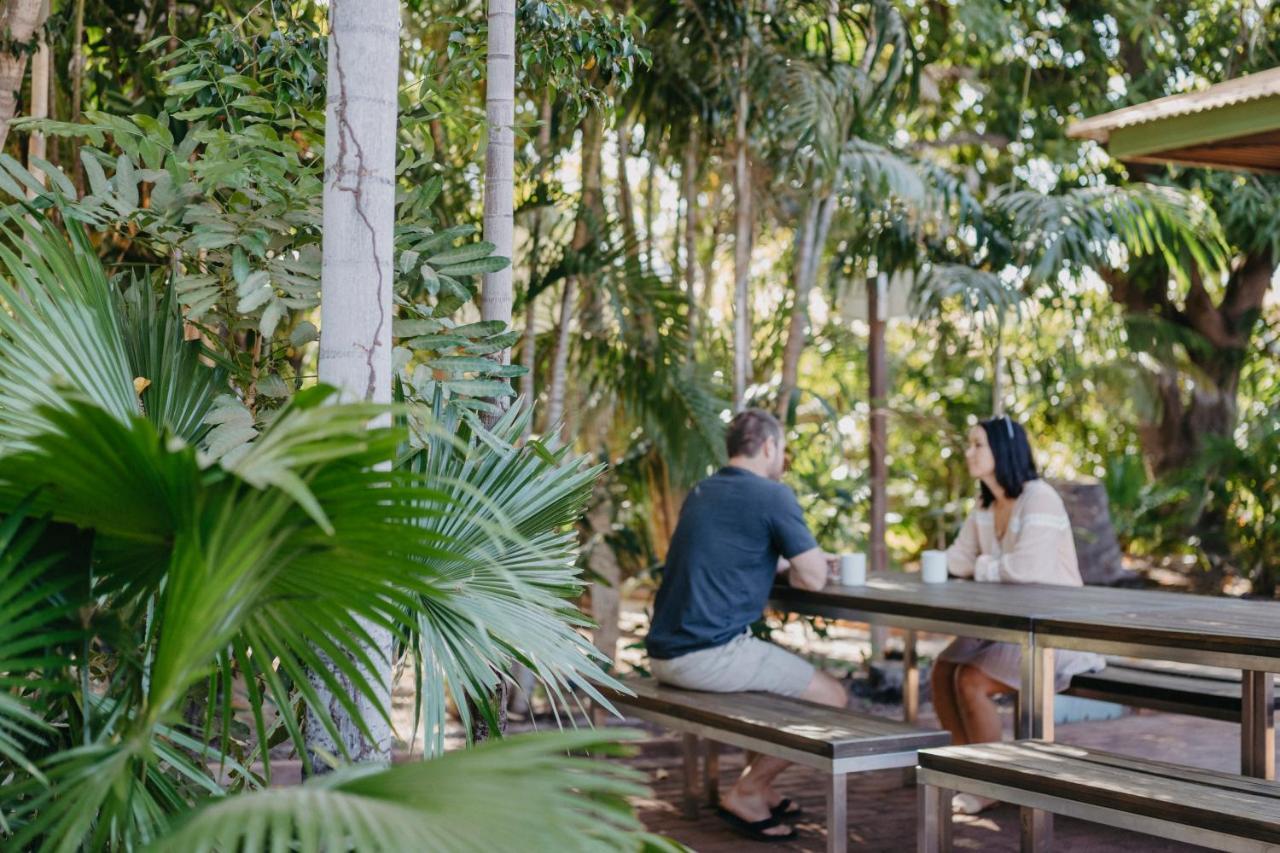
left=1067, top=67, right=1280, bottom=172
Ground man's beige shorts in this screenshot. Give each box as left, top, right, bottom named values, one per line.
left=649, top=631, right=815, bottom=697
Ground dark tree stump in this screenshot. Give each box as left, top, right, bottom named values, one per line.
left=1049, top=479, right=1141, bottom=587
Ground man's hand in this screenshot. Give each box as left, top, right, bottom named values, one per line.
left=786, top=547, right=835, bottom=591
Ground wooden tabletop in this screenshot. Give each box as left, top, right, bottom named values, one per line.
left=771, top=574, right=1280, bottom=660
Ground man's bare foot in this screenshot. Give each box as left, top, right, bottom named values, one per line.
left=720, top=786, right=793, bottom=837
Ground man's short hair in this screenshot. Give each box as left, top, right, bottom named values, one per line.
left=726, top=408, right=783, bottom=458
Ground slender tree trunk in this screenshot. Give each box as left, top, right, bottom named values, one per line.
left=682, top=132, right=700, bottom=345
left=616, top=113, right=640, bottom=263
left=643, top=151, right=657, bottom=266
left=732, top=53, right=752, bottom=411
left=546, top=279, right=576, bottom=434
left=546, top=113, right=603, bottom=435
left=700, top=182, right=723, bottom=325
left=69, top=0, right=86, bottom=194
left=24, top=1, right=48, bottom=192
left=312, top=0, right=399, bottom=766
left=481, top=0, right=516, bottom=351
left=868, top=273, right=888, bottom=577
left=776, top=191, right=835, bottom=414
left=0, top=0, right=50, bottom=152
left=991, top=308, right=1005, bottom=416
left=520, top=95, right=553, bottom=440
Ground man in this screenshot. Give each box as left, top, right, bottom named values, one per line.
left=646, top=408, right=847, bottom=841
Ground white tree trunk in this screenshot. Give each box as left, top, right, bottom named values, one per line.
left=313, top=0, right=400, bottom=765
left=0, top=0, right=50, bottom=153
left=732, top=51, right=752, bottom=412
left=481, top=0, right=515, bottom=350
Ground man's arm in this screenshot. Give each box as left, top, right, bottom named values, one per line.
left=787, top=547, right=836, bottom=590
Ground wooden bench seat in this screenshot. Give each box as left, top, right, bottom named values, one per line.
left=916, top=740, right=1280, bottom=852
left=597, top=677, right=950, bottom=853
left=1064, top=658, right=1280, bottom=722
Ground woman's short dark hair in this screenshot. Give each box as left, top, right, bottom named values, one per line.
left=726, top=408, right=783, bottom=458
left=978, top=415, right=1039, bottom=507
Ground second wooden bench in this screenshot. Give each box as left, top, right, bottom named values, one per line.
left=597, top=677, right=950, bottom=853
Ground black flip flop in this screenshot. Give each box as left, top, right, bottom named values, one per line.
left=715, top=807, right=797, bottom=842
left=771, top=798, right=803, bottom=819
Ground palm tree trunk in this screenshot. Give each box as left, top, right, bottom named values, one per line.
left=481, top=0, right=516, bottom=353
left=0, top=0, right=50, bottom=152
left=731, top=49, right=752, bottom=411
left=24, top=1, right=48, bottom=192
left=312, top=0, right=399, bottom=765
left=682, top=132, right=699, bottom=345
left=776, top=192, right=835, bottom=417
left=546, top=112, right=603, bottom=435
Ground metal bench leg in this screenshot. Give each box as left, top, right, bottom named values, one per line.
left=904, top=629, right=920, bottom=724
left=827, top=772, right=847, bottom=853
left=916, top=782, right=951, bottom=852
left=702, top=739, right=720, bottom=805
left=681, top=734, right=700, bottom=818
left=1242, top=669, right=1275, bottom=779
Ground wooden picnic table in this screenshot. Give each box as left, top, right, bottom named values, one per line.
left=770, top=574, right=1280, bottom=850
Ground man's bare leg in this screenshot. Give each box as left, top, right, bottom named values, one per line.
left=720, top=670, right=847, bottom=834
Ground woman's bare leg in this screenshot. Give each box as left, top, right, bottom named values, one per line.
left=954, top=664, right=1014, bottom=745
left=929, top=660, right=966, bottom=745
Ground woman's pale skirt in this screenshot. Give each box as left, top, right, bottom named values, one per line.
left=938, top=637, right=1106, bottom=692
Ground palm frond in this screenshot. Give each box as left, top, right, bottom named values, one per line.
left=156, top=731, right=674, bottom=853
left=400, top=404, right=625, bottom=755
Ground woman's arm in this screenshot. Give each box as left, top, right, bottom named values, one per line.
left=981, top=486, right=1074, bottom=584
left=946, top=511, right=981, bottom=578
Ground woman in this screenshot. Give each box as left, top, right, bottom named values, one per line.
left=930, top=415, right=1105, bottom=814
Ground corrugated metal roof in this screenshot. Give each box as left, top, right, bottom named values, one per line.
left=1068, top=66, right=1280, bottom=143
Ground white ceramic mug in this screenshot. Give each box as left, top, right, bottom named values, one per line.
left=920, top=550, right=948, bottom=584
left=839, top=553, right=867, bottom=586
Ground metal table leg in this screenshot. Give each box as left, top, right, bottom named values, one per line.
left=1242, top=669, right=1275, bottom=779
left=904, top=629, right=920, bottom=724
left=827, top=772, right=847, bottom=853
left=1018, top=636, right=1055, bottom=852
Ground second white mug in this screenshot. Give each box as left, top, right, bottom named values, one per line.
left=921, top=549, right=948, bottom=583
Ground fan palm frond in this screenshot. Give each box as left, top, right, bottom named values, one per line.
left=399, top=402, right=625, bottom=755
left=157, top=731, right=676, bottom=853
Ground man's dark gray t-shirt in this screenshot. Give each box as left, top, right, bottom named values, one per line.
left=646, top=466, right=818, bottom=660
